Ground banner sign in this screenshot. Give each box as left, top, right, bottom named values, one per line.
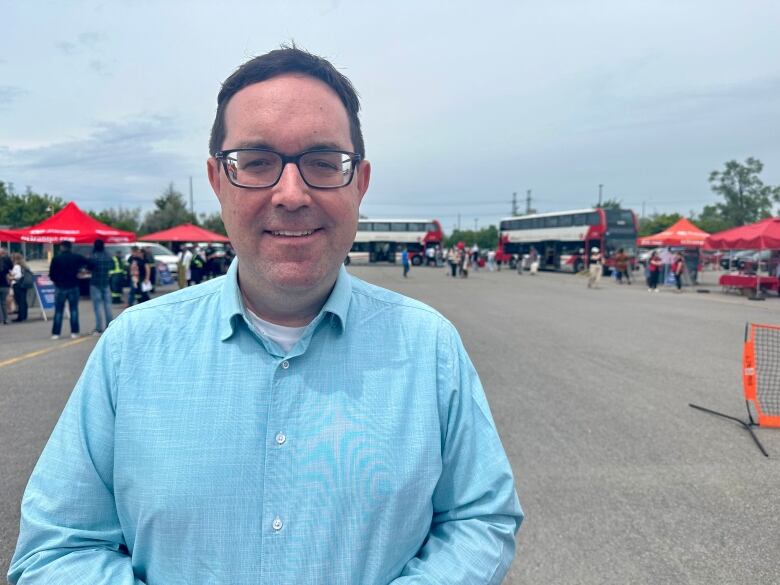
left=34, top=273, right=57, bottom=313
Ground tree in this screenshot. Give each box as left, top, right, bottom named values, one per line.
left=708, top=157, right=780, bottom=227
left=638, top=213, right=681, bottom=237
left=693, top=204, right=730, bottom=235
left=88, top=207, right=142, bottom=233
left=593, top=197, right=622, bottom=209
left=140, top=183, right=196, bottom=235
left=0, top=182, right=67, bottom=227
left=444, top=225, right=499, bottom=250
left=200, top=212, right=227, bottom=236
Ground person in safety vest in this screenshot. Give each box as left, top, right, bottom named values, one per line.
left=109, top=250, right=126, bottom=304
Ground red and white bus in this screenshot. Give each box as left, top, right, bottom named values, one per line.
left=346, top=219, right=443, bottom=265
left=498, top=208, right=638, bottom=272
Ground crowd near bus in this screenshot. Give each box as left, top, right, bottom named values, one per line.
left=345, top=219, right=443, bottom=265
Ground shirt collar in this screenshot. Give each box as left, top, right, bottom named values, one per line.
left=219, top=260, right=351, bottom=341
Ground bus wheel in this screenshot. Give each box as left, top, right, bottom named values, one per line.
left=509, top=258, right=517, bottom=270
left=573, top=259, right=583, bottom=273
left=412, top=256, right=422, bottom=266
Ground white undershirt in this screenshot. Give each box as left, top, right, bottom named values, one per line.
left=245, top=308, right=308, bottom=353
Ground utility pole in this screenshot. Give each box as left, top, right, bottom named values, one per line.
left=189, top=176, right=194, bottom=218
left=457, top=213, right=461, bottom=231
left=512, top=192, right=518, bottom=216
left=525, top=189, right=532, bottom=214
left=598, top=184, right=603, bottom=207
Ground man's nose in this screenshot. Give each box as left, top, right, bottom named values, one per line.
left=271, top=162, right=311, bottom=210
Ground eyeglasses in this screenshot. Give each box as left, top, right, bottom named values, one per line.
left=214, top=148, right=362, bottom=189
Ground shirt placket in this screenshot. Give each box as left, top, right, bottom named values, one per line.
left=260, top=355, right=298, bottom=580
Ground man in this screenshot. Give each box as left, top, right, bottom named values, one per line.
left=401, top=246, right=410, bottom=278
left=86, top=239, right=114, bottom=334
left=10, top=47, right=522, bottom=584
left=48, top=240, right=87, bottom=339
left=177, top=243, right=193, bottom=288
left=126, top=245, right=151, bottom=306
left=109, top=249, right=126, bottom=304
left=0, top=246, right=12, bottom=324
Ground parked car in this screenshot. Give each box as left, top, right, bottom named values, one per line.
left=71, top=242, right=179, bottom=295
left=719, top=250, right=755, bottom=270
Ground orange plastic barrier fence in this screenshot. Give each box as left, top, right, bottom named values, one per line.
left=744, top=323, right=780, bottom=427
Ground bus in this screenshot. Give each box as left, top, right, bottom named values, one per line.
left=498, top=208, right=638, bottom=273
left=346, top=219, right=443, bottom=265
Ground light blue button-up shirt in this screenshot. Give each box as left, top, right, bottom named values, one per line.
left=9, top=261, right=523, bottom=584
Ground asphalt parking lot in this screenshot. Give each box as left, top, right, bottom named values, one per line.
left=2, top=265, right=780, bottom=584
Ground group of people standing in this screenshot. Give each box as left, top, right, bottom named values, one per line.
left=1, top=247, right=34, bottom=324
left=445, top=245, right=475, bottom=278
left=646, top=250, right=686, bottom=292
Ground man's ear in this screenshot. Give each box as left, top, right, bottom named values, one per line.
left=207, top=157, right=223, bottom=203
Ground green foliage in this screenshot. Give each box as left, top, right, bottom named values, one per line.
left=692, top=204, right=730, bottom=235
left=708, top=157, right=780, bottom=226
left=594, top=197, right=622, bottom=209
left=638, top=213, right=681, bottom=237
left=444, top=225, right=499, bottom=250
left=140, top=183, right=197, bottom=235
left=0, top=182, right=67, bottom=227
left=199, top=212, right=227, bottom=236
left=88, top=206, right=142, bottom=233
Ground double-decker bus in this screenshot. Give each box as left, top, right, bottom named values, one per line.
left=498, top=208, right=638, bottom=273
left=346, top=219, right=443, bottom=265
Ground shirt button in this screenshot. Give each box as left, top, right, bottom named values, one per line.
left=281, top=360, right=290, bottom=369
left=272, top=517, right=283, bottom=531
left=275, top=432, right=286, bottom=445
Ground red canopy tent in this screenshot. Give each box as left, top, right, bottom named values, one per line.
left=706, top=218, right=780, bottom=297
left=705, top=217, right=780, bottom=250
left=4, top=201, right=135, bottom=243
left=637, top=218, right=709, bottom=247
left=141, top=223, right=229, bottom=243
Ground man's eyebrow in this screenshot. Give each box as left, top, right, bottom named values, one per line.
left=228, top=141, right=349, bottom=152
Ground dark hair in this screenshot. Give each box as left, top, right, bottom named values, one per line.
left=209, top=46, right=364, bottom=158
left=60, top=240, right=72, bottom=251
left=93, top=239, right=105, bottom=252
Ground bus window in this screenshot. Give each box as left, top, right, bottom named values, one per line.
left=358, top=222, right=370, bottom=231
left=545, top=216, right=559, bottom=228
left=586, top=212, right=600, bottom=226
left=391, top=223, right=407, bottom=231
left=559, top=215, right=573, bottom=227
left=425, top=222, right=436, bottom=232
left=373, top=223, right=390, bottom=231
left=573, top=214, right=586, bottom=225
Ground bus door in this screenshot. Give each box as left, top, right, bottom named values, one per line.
left=543, top=243, right=559, bottom=270
left=370, top=241, right=396, bottom=263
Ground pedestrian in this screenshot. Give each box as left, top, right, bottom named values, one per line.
left=189, top=246, right=205, bottom=285
left=178, top=243, right=193, bottom=287
left=460, top=246, right=470, bottom=277
left=672, top=251, right=685, bottom=292
left=86, top=239, right=113, bottom=335
left=9, top=253, right=34, bottom=322
left=647, top=250, right=662, bottom=292
left=126, top=245, right=151, bottom=306
left=425, top=245, right=436, bottom=266
left=470, top=242, right=480, bottom=272
left=614, top=247, right=631, bottom=285
left=401, top=246, right=410, bottom=277
left=487, top=249, right=496, bottom=272
left=587, top=246, right=602, bottom=288
left=0, top=246, right=12, bottom=324
left=9, top=46, right=522, bottom=585
left=49, top=240, right=87, bottom=338
left=109, top=250, right=126, bottom=304
left=446, top=246, right=458, bottom=277
left=529, top=246, right=539, bottom=275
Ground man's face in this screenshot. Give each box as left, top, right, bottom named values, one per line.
left=207, top=74, right=370, bottom=295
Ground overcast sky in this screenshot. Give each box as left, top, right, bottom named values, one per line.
left=2, top=0, right=779, bottom=233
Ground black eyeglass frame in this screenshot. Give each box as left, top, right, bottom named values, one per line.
left=214, top=148, right=362, bottom=190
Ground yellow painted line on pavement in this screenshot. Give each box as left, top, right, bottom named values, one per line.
left=0, top=336, right=92, bottom=369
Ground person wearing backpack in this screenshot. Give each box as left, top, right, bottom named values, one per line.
left=9, top=252, right=33, bottom=322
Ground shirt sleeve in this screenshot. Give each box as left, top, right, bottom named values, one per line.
left=391, top=320, right=524, bottom=584
left=7, top=321, right=144, bottom=585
